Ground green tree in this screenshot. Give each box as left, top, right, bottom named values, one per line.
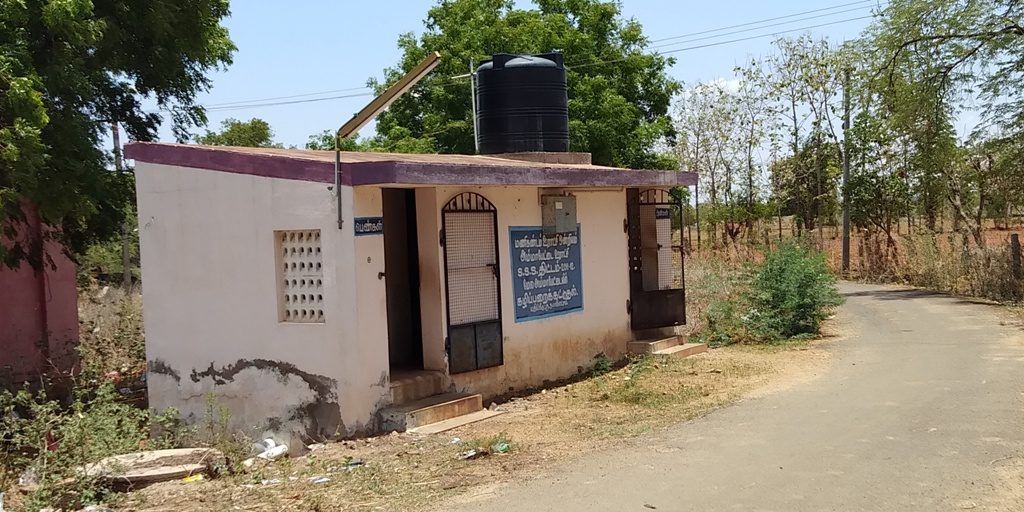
left=763, top=36, right=845, bottom=237
left=770, top=134, right=841, bottom=233
left=304, top=127, right=436, bottom=154
left=370, top=0, right=680, bottom=169
left=197, top=118, right=281, bottom=148
left=674, top=80, right=740, bottom=243
left=0, top=0, right=234, bottom=268
left=869, top=0, right=1023, bottom=137
left=841, top=72, right=916, bottom=246
left=862, top=0, right=1023, bottom=240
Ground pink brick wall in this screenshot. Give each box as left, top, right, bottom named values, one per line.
left=0, top=204, right=79, bottom=386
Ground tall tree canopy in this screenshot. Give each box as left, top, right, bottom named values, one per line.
left=869, top=0, right=1023, bottom=135
left=197, top=118, right=281, bottom=148
left=304, top=126, right=436, bottom=154
left=0, top=0, right=234, bottom=267
left=370, top=0, right=680, bottom=169
left=859, top=0, right=1023, bottom=241
left=669, top=0, right=1024, bottom=251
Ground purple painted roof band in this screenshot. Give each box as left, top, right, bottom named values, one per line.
left=124, top=142, right=698, bottom=187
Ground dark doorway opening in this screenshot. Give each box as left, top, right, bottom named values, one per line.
left=383, top=188, right=423, bottom=370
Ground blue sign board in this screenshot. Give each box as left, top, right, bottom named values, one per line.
left=655, top=207, right=672, bottom=219
left=509, top=225, right=584, bottom=322
left=353, top=217, right=384, bottom=236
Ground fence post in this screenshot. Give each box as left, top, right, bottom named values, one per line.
left=1011, top=234, right=1022, bottom=280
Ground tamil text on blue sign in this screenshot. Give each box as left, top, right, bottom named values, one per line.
left=509, top=226, right=583, bottom=322
left=353, top=217, right=384, bottom=236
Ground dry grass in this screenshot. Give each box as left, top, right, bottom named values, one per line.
left=120, top=337, right=836, bottom=512
left=832, top=231, right=1024, bottom=302
left=67, top=248, right=841, bottom=511
left=77, top=284, right=146, bottom=381
left=685, top=219, right=1024, bottom=304
left=679, top=251, right=752, bottom=338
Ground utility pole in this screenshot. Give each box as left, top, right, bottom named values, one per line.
left=470, top=59, right=480, bottom=154
left=841, top=68, right=852, bottom=275
left=694, top=181, right=701, bottom=251
left=111, top=121, right=132, bottom=291
left=333, top=52, right=441, bottom=229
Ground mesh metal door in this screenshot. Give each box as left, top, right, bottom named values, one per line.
left=628, top=188, right=686, bottom=330
left=442, top=193, right=503, bottom=373
left=639, top=204, right=678, bottom=290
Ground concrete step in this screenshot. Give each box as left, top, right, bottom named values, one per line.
left=407, top=409, right=505, bottom=434
left=390, top=370, right=448, bottom=405
left=628, top=335, right=683, bottom=355
left=381, top=392, right=483, bottom=431
left=653, top=342, right=708, bottom=358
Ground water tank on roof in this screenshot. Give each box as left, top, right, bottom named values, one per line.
left=475, top=52, right=569, bottom=154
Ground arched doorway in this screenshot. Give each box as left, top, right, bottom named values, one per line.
left=442, top=192, right=503, bottom=373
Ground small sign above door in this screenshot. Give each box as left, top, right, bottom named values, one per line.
left=353, top=217, right=384, bottom=236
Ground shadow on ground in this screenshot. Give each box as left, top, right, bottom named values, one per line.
left=841, top=285, right=1000, bottom=307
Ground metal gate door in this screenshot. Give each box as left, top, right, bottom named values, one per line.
left=627, top=188, right=686, bottom=330
left=442, top=193, right=503, bottom=373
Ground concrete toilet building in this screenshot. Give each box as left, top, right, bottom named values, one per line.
left=127, top=53, right=699, bottom=445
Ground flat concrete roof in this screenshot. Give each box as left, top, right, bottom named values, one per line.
left=124, top=143, right=697, bottom=188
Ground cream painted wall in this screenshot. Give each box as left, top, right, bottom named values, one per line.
left=343, top=184, right=634, bottom=400
left=351, top=187, right=389, bottom=398
left=425, top=186, right=634, bottom=398
left=139, top=165, right=644, bottom=440
left=414, top=187, right=448, bottom=372
left=136, top=163, right=388, bottom=446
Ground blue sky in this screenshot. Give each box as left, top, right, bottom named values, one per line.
left=156, top=0, right=881, bottom=147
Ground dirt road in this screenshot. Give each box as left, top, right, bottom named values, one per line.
left=452, top=283, right=1024, bottom=511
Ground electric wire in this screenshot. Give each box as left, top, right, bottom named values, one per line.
left=648, top=5, right=882, bottom=50
left=189, top=13, right=875, bottom=111
left=187, top=1, right=884, bottom=110
left=649, top=0, right=878, bottom=43
left=569, top=15, right=876, bottom=70
left=203, top=86, right=372, bottom=108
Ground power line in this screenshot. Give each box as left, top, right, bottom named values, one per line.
left=439, top=10, right=878, bottom=89
left=570, top=14, right=875, bottom=70
left=203, top=91, right=375, bottom=112
left=550, top=0, right=878, bottom=79
left=512, top=0, right=877, bottom=71
left=194, top=4, right=881, bottom=111
left=203, top=85, right=371, bottom=108
left=649, top=0, right=878, bottom=43
left=649, top=4, right=881, bottom=50
left=660, top=15, right=875, bottom=54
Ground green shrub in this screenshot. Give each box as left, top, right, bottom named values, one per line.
left=464, top=433, right=515, bottom=456
left=590, top=352, right=612, bottom=375
left=78, top=292, right=146, bottom=381
left=686, top=253, right=756, bottom=347
left=198, top=394, right=254, bottom=476
left=151, top=406, right=194, bottom=450
left=745, top=243, right=843, bottom=341
left=0, top=383, right=195, bottom=511
left=0, top=383, right=148, bottom=510
left=695, top=298, right=751, bottom=347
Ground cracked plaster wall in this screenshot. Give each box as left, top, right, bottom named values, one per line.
left=136, top=164, right=389, bottom=444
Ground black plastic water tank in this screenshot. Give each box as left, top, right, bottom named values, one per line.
left=475, top=52, right=569, bottom=154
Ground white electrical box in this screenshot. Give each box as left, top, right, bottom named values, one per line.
left=541, top=195, right=577, bottom=234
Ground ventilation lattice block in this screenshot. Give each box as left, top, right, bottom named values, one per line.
left=277, top=230, right=325, bottom=323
